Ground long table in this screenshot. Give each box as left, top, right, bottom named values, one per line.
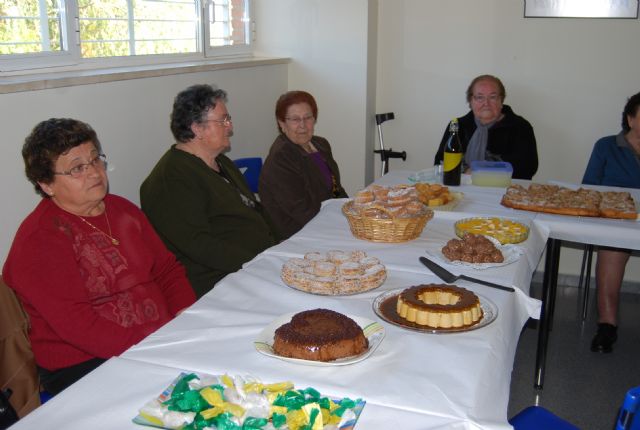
left=10, top=175, right=564, bottom=430
left=12, top=358, right=460, bottom=430
left=378, top=171, right=640, bottom=389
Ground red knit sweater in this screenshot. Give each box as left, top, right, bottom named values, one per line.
left=2, top=194, right=196, bottom=370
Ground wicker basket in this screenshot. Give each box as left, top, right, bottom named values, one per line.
left=342, top=201, right=433, bottom=242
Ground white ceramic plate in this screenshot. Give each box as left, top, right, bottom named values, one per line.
left=425, top=235, right=523, bottom=270
left=254, top=312, right=385, bottom=366
left=372, top=288, right=498, bottom=334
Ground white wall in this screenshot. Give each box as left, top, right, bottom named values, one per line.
left=376, top=0, right=640, bottom=181
left=253, top=0, right=374, bottom=195
left=375, top=0, right=640, bottom=283
left=0, top=65, right=287, bottom=263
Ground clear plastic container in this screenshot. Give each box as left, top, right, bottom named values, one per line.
left=470, top=161, right=513, bottom=187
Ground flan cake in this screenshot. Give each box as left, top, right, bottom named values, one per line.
left=396, top=284, right=483, bottom=329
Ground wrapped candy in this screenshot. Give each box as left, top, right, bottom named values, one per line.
left=133, top=373, right=364, bottom=430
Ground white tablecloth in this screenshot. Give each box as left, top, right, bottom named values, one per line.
left=114, top=189, right=547, bottom=429
left=10, top=171, right=557, bottom=430
left=10, top=358, right=472, bottom=430
left=263, top=198, right=548, bottom=295
left=120, top=253, right=536, bottom=428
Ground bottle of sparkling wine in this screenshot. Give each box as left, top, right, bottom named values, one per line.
left=442, top=118, right=462, bottom=186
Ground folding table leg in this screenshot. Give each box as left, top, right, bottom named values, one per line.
left=581, top=245, right=594, bottom=321
left=534, top=238, right=561, bottom=390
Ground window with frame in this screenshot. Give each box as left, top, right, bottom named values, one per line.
left=0, top=0, right=253, bottom=72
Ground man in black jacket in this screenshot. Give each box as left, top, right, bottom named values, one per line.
left=434, top=75, right=538, bottom=180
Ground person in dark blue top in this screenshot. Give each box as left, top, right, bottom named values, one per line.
left=583, top=91, right=640, bottom=353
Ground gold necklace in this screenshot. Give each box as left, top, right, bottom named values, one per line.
left=77, top=209, right=120, bottom=246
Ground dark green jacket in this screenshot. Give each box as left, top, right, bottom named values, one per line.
left=140, top=146, right=278, bottom=298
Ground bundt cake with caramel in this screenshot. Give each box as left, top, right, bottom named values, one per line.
left=396, top=284, right=483, bottom=329
left=272, top=309, right=368, bottom=361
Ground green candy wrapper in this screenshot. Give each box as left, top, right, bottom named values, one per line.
left=242, top=417, right=268, bottom=429
left=133, top=372, right=366, bottom=430
left=271, top=413, right=286, bottom=428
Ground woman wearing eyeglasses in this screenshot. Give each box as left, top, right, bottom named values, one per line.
left=141, top=84, right=278, bottom=298
left=434, top=74, right=538, bottom=180
left=259, top=90, right=348, bottom=239
left=2, top=118, right=196, bottom=395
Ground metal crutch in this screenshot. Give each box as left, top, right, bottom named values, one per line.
left=374, top=112, right=406, bottom=176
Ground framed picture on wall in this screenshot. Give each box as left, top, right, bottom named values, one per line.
left=524, top=0, right=639, bottom=18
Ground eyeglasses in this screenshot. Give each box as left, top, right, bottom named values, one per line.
left=54, top=154, right=107, bottom=178
left=472, top=94, right=501, bottom=104
left=204, top=114, right=233, bottom=127
left=285, top=115, right=315, bottom=126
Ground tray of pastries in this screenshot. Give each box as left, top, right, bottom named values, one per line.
left=281, top=250, right=386, bottom=295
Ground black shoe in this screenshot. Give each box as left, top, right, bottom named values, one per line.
left=591, top=323, right=617, bottom=353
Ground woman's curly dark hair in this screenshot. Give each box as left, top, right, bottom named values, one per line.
left=170, top=84, right=228, bottom=143
left=622, top=91, right=640, bottom=132
left=22, top=118, right=101, bottom=198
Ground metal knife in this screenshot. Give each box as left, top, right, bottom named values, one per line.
left=419, top=256, right=515, bottom=293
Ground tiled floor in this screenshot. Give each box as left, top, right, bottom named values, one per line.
left=508, top=284, right=640, bottom=430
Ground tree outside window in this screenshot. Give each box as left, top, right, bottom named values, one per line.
left=0, top=0, right=252, bottom=70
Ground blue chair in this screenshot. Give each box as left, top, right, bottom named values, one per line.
left=510, top=385, right=640, bottom=430
left=509, top=406, right=580, bottom=430
left=39, top=390, right=53, bottom=404
left=233, top=157, right=262, bottom=194
left=618, top=386, right=640, bottom=430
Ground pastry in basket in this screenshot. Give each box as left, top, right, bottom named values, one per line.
left=350, top=184, right=427, bottom=218
left=396, top=284, right=483, bottom=329
left=281, top=250, right=386, bottom=295
left=272, top=308, right=368, bottom=362
left=442, top=233, right=504, bottom=264
left=415, top=183, right=453, bottom=207
left=343, top=185, right=433, bottom=242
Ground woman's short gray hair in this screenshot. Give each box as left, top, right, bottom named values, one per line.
left=170, top=84, right=228, bottom=143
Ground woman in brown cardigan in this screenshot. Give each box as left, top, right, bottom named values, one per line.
left=259, top=91, right=348, bottom=239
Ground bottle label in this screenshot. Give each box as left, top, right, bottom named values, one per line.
left=443, top=153, right=462, bottom=172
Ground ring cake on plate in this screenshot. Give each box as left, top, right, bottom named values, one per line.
left=272, top=309, right=368, bottom=362
left=396, top=284, right=483, bottom=328
left=281, top=250, right=386, bottom=295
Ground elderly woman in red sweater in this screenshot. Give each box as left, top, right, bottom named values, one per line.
left=2, top=118, right=195, bottom=395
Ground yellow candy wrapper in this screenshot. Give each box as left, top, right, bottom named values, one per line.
left=132, top=372, right=365, bottom=430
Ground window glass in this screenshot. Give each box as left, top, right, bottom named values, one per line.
left=0, top=0, right=65, bottom=55
left=0, top=0, right=252, bottom=71
left=78, top=0, right=199, bottom=58
left=209, top=0, right=248, bottom=47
